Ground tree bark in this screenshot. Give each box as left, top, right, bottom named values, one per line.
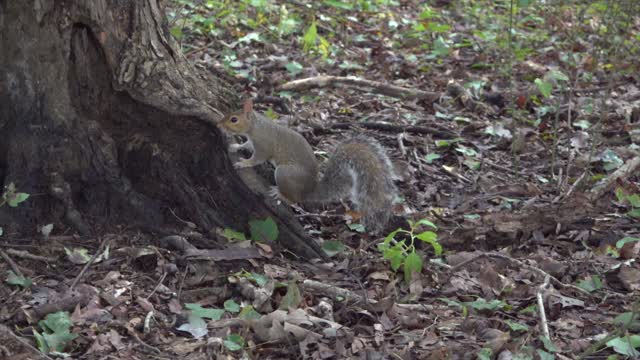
left=0, top=0, right=324, bottom=259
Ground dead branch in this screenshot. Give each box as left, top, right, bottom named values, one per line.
left=448, top=252, right=592, bottom=297
left=4, top=249, right=54, bottom=263
left=590, top=155, right=640, bottom=201
left=69, top=236, right=110, bottom=292
left=279, top=75, right=438, bottom=100
left=0, top=250, right=23, bottom=277
left=0, top=325, right=55, bottom=360
left=330, top=121, right=458, bottom=138
left=537, top=275, right=551, bottom=339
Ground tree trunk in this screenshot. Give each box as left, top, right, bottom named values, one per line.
left=0, top=0, right=324, bottom=259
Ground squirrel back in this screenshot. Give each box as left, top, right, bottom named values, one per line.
left=306, top=135, right=397, bottom=234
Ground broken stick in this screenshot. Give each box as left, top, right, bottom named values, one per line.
left=279, top=75, right=438, bottom=100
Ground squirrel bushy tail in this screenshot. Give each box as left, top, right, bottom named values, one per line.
left=305, top=135, right=397, bottom=233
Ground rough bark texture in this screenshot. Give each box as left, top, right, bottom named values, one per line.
left=0, top=0, right=324, bottom=259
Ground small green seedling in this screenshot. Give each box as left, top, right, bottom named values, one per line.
left=34, top=311, right=77, bottom=354
left=1, top=182, right=30, bottom=208
left=1, top=182, right=30, bottom=237
left=615, top=187, right=640, bottom=218
left=378, top=219, right=441, bottom=282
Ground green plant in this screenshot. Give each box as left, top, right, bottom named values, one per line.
left=224, top=333, right=246, bottom=351
left=0, top=182, right=30, bottom=236
left=615, top=187, right=640, bottom=218
left=1, top=182, right=29, bottom=208
left=221, top=216, right=279, bottom=243
left=6, top=271, right=33, bottom=288
left=378, top=219, right=441, bottom=282
left=33, top=311, right=78, bottom=354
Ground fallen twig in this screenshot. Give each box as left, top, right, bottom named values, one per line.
left=5, top=249, right=54, bottom=263
left=69, top=236, right=109, bottom=292
left=448, top=252, right=592, bottom=297
left=0, top=250, right=23, bottom=277
left=590, top=155, right=640, bottom=201
left=330, top=121, right=458, bottom=139
left=537, top=275, right=551, bottom=339
left=279, top=75, right=438, bottom=100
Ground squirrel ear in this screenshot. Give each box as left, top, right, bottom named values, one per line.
left=243, top=99, right=253, bottom=113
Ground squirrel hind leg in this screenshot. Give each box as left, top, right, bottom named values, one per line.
left=306, top=169, right=352, bottom=204
left=360, top=194, right=394, bottom=234
left=274, top=165, right=316, bottom=203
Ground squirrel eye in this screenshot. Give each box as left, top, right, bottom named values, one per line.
left=230, top=116, right=239, bottom=123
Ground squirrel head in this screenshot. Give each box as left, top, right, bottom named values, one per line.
left=219, top=99, right=254, bottom=134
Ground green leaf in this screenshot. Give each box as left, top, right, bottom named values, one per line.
left=466, top=298, right=506, bottom=311
left=177, top=314, right=208, bottom=338
left=431, top=36, right=450, bottom=57
left=285, top=61, right=304, bottom=76
left=435, top=138, right=462, bottom=147
left=7, top=192, right=29, bottom=207
left=248, top=0, right=267, bottom=7
left=516, top=305, right=535, bottom=315
left=504, top=320, right=529, bottom=332
left=245, top=272, right=268, bottom=287
left=43, top=330, right=77, bottom=353
left=34, top=330, right=48, bottom=353
left=627, top=194, right=640, bottom=208
left=425, top=153, right=441, bottom=163
left=613, top=312, right=640, bottom=327
left=403, top=251, right=422, bottom=282
left=222, top=228, right=247, bottom=242
left=7, top=271, right=33, bottom=288
left=383, top=228, right=402, bottom=244
left=64, top=247, right=92, bottom=265
left=627, top=208, right=640, bottom=218
left=348, top=223, right=366, bottom=233
left=477, top=347, right=493, bottom=360
left=37, top=311, right=77, bottom=352
left=302, top=20, right=318, bottom=52
left=415, top=219, right=437, bottom=230
left=323, top=0, right=354, bottom=10
left=535, top=78, right=553, bottom=98
left=185, top=303, right=225, bottom=320
left=224, top=299, right=241, bottom=313
left=40, top=311, right=74, bottom=334
left=536, top=349, right=555, bottom=360
left=322, top=240, right=345, bottom=257
left=576, top=276, right=603, bottom=293
left=279, top=282, right=302, bottom=310
left=238, top=305, right=261, bottom=320
left=224, top=334, right=245, bottom=351
left=456, top=145, right=477, bottom=157
left=170, top=26, right=183, bottom=40
left=0, top=227, right=3, bottom=236
left=616, top=237, right=640, bottom=249
left=237, top=32, right=261, bottom=44
left=439, top=297, right=462, bottom=308
left=416, top=231, right=442, bottom=256
left=249, top=217, right=278, bottom=242
left=318, top=36, right=330, bottom=58
left=416, top=231, right=437, bottom=242
left=384, top=247, right=404, bottom=271
left=607, top=335, right=640, bottom=356
left=601, top=149, right=623, bottom=171
left=540, top=335, right=558, bottom=353
left=547, top=70, right=569, bottom=82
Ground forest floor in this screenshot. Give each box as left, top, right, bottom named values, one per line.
left=1, top=1, right=640, bottom=359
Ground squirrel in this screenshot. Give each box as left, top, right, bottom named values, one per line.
left=218, top=99, right=398, bottom=234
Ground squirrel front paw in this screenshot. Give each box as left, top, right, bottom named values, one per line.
left=268, top=186, right=281, bottom=199
left=229, top=143, right=245, bottom=153
left=234, top=160, right=253, bottom=169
